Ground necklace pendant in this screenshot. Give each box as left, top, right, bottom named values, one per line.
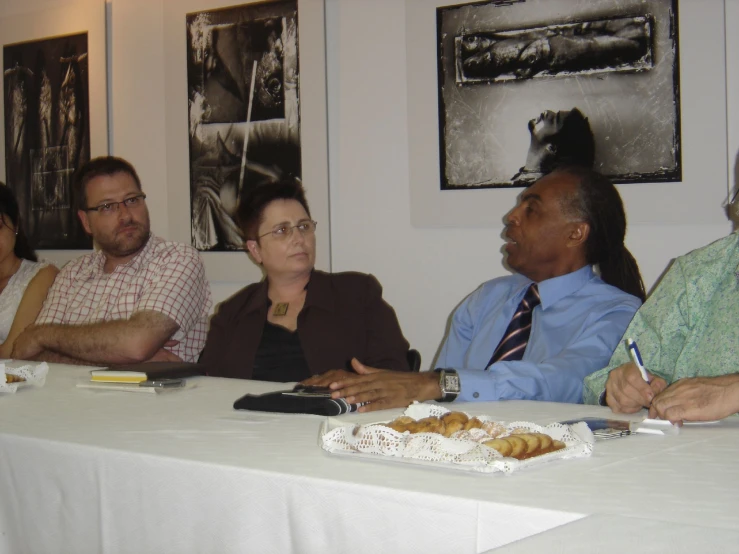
left=273, top=302, right=289, bottom=316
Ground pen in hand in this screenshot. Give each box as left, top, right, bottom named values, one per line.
left=626, top=338, right=650, bottom=383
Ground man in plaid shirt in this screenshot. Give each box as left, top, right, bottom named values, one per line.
left=11, top=156, right=212, bottom=365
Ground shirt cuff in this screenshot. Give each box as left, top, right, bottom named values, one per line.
left=455, top=368, right=500, bottom=402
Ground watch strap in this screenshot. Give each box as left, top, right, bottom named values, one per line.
left=434, top=368, right=460, bottom=402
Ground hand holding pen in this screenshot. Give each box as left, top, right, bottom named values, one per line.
left=602, top=339, right=666, bottom=414
left=626, top=338, right=650, bottom=383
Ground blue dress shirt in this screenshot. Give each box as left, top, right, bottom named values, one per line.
left=435, top=266, right=641, bottom=403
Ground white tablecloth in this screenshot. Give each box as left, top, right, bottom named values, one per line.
left=0, top=363, right=737, bottom=554
left=488, top=514, right=739, bottom=553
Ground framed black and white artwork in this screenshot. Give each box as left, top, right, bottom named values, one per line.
left=185, top=0, right=301, bottom=251
left=436, top=0, right=681, bottom=189
left=163, top=0, right=329, bottom=281
left=0, top=0, right=107, bottom=250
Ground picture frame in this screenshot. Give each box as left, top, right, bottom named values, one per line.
left=0, top=0, right=108, bottom=250
left=163, top=0, right=329, bottom=283
left=406, top=0, right=729, bottom=227
left=436, top=0, right=681, bottom=190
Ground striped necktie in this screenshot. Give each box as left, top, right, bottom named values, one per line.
left=488, top=284, right=541, bottom=366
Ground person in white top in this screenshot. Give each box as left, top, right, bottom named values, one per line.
left=0, top=184, right=58, bottom=358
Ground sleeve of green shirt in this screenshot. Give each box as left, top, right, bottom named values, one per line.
left=583, top=258, right=692, bottom=404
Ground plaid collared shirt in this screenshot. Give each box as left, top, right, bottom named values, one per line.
left=36, top=235, right=212, bottom=363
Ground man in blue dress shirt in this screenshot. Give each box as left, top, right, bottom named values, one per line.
left=307, top=166, right=644, bottom=409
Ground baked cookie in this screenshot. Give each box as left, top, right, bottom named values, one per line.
left=483, top=438, right=513, bottom=457
left=501, top=435, right=527, bottom=459
left=464, top=417, right=484, bottom=431
left=511, top=433, right=541, bottom=457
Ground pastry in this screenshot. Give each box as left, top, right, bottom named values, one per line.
left=484, top=431, right=563, bottom=460
left=501, top=435, right=527, bottom=458
left=386, top=420, right=410, bottom=433
left=530, top=432, right=553, bottom=451
left=417, top=416, right=446, bottom=435
left=464, top=417, right=484, bottom=431
left=4, top=374, right=25, bottom=384
left=442, top=420, right=467, bottom=437
left=483, top=438, right=513, bottom=457
left=383, top=416, right=414, bottom=433
left=482, top=421, right=506, bottom=438
left=441, top=411, right=469, bottom=425
left=511, top=433, right=541, bottom=456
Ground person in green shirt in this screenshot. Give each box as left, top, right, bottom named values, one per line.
left=583, top=232, right=739, bottom=424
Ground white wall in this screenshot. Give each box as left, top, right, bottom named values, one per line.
left=0, top=0, right=735, bottom=370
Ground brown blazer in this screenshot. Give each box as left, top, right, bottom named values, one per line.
left=200, top=270, right=411, bottom=379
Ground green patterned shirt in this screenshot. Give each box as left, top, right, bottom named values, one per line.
left=583, top=232, right=739, bottom=404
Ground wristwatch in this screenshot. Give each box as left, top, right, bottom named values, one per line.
left=434, top=368, right=460, bottom=402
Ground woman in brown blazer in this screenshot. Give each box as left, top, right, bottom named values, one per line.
left=200, top=178, right=410, bottom=382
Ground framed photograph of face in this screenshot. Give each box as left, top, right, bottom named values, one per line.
left=0, top=0, right=108, bottom=249
left=407, top=0, right=725, bottom=228
left=436, top=0, right=680, bottom=190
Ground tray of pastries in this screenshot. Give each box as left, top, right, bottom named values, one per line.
left=320, top=403, right=594, bottom=474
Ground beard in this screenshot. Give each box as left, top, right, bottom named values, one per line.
left=95, top=219, right=151, bottom=259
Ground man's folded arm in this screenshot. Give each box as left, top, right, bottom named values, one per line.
left=33, top=310, right=179, bottom=365
left=32, top=351, right=90, bottom=365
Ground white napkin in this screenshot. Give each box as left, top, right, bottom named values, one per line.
left=0, top=362, right=49, bottom=393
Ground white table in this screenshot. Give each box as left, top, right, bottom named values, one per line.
left=0, top=363, right=737, bottom=554
left=487, top=514, right=739, bottom=553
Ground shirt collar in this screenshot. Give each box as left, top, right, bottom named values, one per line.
left=119, top=234, right=156, bottom=273
left=88, top=249, right=107, bottom=277
left=90, top=234, right=156, bottom=276
left=529, top=265, right=595, bottom=310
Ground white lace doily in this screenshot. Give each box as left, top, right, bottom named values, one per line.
left=320, top=403, right=594, bottom=474
left=0, top=362, right=49, bottom=393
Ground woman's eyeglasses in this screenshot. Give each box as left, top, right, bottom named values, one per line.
left=257, top=220, right=317, bottom=240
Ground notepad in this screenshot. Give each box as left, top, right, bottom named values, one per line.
left=89, top=362, right=206, bottom=383
left=77, top=381, right=158, bottom=393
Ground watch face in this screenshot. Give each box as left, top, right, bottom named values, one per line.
left=444, top=374, right=461, bottom=394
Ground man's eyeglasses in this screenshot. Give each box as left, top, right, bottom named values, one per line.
left=85, top=194, right=147, bottom=215
left=257, top=220, right=317, bottom=240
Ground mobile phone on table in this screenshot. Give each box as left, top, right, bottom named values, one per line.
left=291, top=384, right=332, bottom=395
left=560, top=417, right=631, bottom=439
left=139, top=378, right=185, bottom=388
